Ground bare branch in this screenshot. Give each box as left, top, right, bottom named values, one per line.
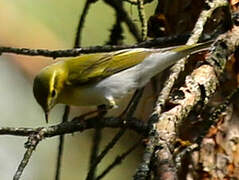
left=87, top=128, right=102, bottom=180
left=0, top=116, right=147, bottom=137
left=137, top=0, right=147, bottom=41
left=122, top=0, right=153, bottom=5
left=96, top=140, right=141, bottom=180
left=13, top=129, right=45, bottom=180
left=106, top=0, right=124, bottom=45
left=104, top=0, right=141, bottom=42
left=55, top=105, right=70, bottom=180
left=0, top=34, right=192, bottom=58
left=7, top=115, right=145, bottom=179
left=86, top=128, right=126, bottom=180
left=74, top=0, right=98, bottom=47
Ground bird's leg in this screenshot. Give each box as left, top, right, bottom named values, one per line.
left=97, top=96, right=118, bottom=116
left=72, top=97, right=117, bottom=121
left=97, top=104, right=108, bottom=117
left=119, top=97, right=134, bottom=119
left=118, top=90, right=140, bottom=119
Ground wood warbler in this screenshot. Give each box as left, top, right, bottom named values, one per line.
left=33, top=41, right=212, bottom=122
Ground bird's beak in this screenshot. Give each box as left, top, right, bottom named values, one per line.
left=44, top=111, right=49, bottom=123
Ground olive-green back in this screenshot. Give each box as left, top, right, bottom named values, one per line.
left=65, top=49, right=152, bottom=85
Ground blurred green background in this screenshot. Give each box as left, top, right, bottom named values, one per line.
left=0, top=0, right=155, bottom=179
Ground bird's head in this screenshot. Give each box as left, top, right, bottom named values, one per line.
left=33, top=63, right=66, bottom=123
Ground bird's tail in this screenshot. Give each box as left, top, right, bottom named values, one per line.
left=171, top=40, right=213, bottom=55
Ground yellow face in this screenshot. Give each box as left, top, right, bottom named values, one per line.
left=33, top=67, right=64, bottom=122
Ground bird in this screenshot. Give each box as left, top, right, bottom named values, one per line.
left=33, top=41, right=212, bottom=122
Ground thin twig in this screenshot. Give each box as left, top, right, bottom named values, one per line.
left=0, top=34, right=193, bottom=58
left=122, top=0, right=153, bottom=5
left=87, top=128, right=102, bottom=180
left=13, top=129, right=45, bottom=180
left=106, top=1, right=124, bottom=45
left=0, top=116, right=147, bottom=137
left=0, top=127, right=36, bottom=136
left=126, top=88, right=145, bottom=119
left=96, top=140, right=141, bottom=180
left=55, top=105, right=70, bottom=180
left=74, top=0, right=98, bottom=47
left=86, top=128, right=126, bottom=180
left=104, top=0, right=141, bottom=42
left=137, top=0, right=147, bottom=41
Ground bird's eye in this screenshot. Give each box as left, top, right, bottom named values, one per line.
left=51, top=90, right=56, bottom=97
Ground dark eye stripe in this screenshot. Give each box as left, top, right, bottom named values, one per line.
left=51, top=90, right=56, bottom=97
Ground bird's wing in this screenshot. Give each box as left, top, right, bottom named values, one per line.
left=66, top=48, right=152, bottom=85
